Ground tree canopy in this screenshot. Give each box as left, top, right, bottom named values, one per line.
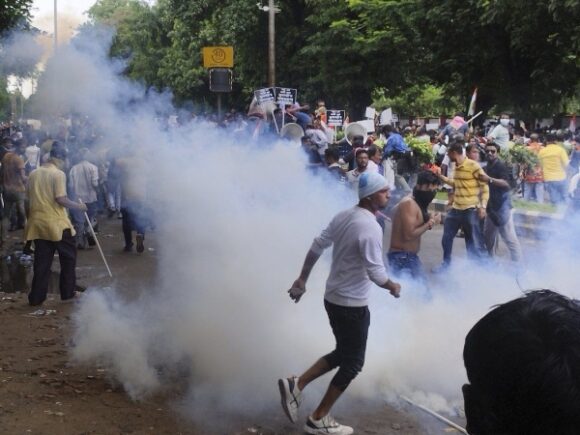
left=0, top=0, right=32, bottom=36
left=80, top=0, right=580, bottom=118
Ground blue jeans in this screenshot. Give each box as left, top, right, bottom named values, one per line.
left=523, top=182, right=544, bottom=203
left=442, top=208, right=486, bottom=265
left=387, top=251, right=425, bottom=280
left=71, top=201, right=98, bottom=247
left=545, top=180, right=567, bottom=204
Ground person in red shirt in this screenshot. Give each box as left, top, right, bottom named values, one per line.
left=523, top=133, right=544, bottom=203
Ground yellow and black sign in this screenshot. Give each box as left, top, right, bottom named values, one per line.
left=202, top=46, right=234, bottom=68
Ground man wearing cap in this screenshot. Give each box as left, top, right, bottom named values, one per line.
left=25, top=143, right=87, bottom=306
left=278, top=172, right=401, bottom=435
left=437, top=113, right=468, bottom=143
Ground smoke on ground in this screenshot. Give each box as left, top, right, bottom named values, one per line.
left=14, top=24, right=580, bottom=427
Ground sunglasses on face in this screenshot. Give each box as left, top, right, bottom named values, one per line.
left=486, top=149, right=497, bottom=154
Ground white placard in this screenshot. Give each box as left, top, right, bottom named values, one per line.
left=379, top=108, right=392, bottom=125
left=365, top=107, right=376, bottom=119
left=357, top=120, right=375, bottom=133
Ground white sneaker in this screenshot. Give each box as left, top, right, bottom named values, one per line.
left=304, top=415, right=354, bottom=435
left=278, top=376, right=302, bottom=423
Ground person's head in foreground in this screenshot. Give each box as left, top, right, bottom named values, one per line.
left=463, top=290, right=580, bottom=434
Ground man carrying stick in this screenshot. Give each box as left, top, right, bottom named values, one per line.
left=279, top=172, right=401, bottom=435
left=25, top=143, right=87, bottom=306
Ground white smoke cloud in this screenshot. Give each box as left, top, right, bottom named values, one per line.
left=21, top=22, right=580, bottom=429
left=0, top=31, right=43, bottom=77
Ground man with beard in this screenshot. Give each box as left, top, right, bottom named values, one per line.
left=346, top=148, right=369, bottom=188
left=482, top=142, right=522, bottom=263
left=388, top=170, right=441, bottom=278
left=279, top=172, right=401, bottom=435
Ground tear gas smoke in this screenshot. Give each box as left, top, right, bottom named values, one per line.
left=19, top=24, right=580, bottom=427
left=0, top=32, right=43, bottom=77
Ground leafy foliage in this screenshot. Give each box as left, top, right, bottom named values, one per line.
left=501, top=144, right=539, bottom=167
left=84, top=0, right=580, bottom=117
left=406, top=135, right=433, bottom=164
left=373, top=84, right=463, bottom=117
left=0, top=0, right=32, bottom=36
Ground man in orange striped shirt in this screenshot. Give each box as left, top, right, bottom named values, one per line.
left=434, top=141, right=492, bottom=269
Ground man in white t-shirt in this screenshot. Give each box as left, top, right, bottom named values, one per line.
left=487, top=113, right=511, bottom=149
left=278, top=172, right=401, bottom=435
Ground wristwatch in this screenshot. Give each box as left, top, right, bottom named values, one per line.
left=488, top=178, right=494, bottom=185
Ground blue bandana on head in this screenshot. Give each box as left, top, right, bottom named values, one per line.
left=358, top=172, right=388, bottom=199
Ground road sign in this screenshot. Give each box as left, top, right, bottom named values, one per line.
left=254, top=87, right=276, bottom=105
left=203, top=46, right=234, bottom=68
left=209, top=68, right=232, bottom=93
left=327, top=110, right=345, bottom=127
left=275, top=87, right=297, bottom=105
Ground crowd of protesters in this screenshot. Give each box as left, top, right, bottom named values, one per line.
left=280, top=107, right=580, bottom=278
left=2, top=106, right=580, bottom=435
left=2, top=109, right=578, bottom=272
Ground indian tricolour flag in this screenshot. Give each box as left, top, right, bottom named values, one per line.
left=467, top=88, right=477, bottom=117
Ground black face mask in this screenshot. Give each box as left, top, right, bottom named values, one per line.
left=413, top=188, right=436, bottom=222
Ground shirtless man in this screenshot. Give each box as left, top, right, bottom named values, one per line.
left=387, top=170, right=441, bottom=278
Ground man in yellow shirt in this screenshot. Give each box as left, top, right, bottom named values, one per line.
left=25, top=143, right=87, bottom=306
left=434, top=141, right=494, bottom=269
left=538, top=132, right=569, bottom=204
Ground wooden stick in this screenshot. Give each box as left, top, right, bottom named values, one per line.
left=400, top=395, right=468, bottom=434
left=466, top=111, right=483, bottom=125
left=79, top=200, right=113, bottom=278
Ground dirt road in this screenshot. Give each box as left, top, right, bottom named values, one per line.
left=0, top=217, right=463, bottom=434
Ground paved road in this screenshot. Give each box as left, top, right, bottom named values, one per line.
left=383, top=218, right=538, bottom=273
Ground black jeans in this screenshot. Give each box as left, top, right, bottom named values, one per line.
left=121, top=201, right=147, bottom=247
left=28, top=229, right=77, bottom=306
left=323, top=300, right=370, bottom=391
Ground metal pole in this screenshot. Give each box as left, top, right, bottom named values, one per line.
left=53, top=0, right=58, bottom=52
left=400, top=396, right=468, bottom=434
left=217, top=93, right=222, bottom=122
left=268, top=0, right=275, bottom=87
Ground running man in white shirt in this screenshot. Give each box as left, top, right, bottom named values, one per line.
left=278, top=172, right=401, bottom=435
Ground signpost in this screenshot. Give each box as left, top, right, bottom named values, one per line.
left=327, top=110, right=345, bottom=127
left=253, top=86, right=299, bottom=134
left=275, top=87, right=297, bottom=105
left=275, top=87, right=297, bottom=128
left=254, top=87, right=276, bottom=105
left=203, top=46, right=234, bottom=121
left=254, top=87, right=278, bottom=133
left=202, top=46, right=234, bottom=68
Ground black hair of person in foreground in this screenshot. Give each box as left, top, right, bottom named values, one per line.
left=463, top=290, right=580, bottom=434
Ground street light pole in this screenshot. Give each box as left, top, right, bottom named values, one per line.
left=268, top=0, right=275, bottom=87
left=53, top=0, right=58, bottom=52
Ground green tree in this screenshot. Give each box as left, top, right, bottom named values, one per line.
left=373, top=84, right=463, bottom=117
left=0, top=0, right=32, bottom=35
left=407, top=0, right=580, bottom=118
left=1, top=0, right=34, bottom=119
left=84, top=0, right=580, bottom=118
